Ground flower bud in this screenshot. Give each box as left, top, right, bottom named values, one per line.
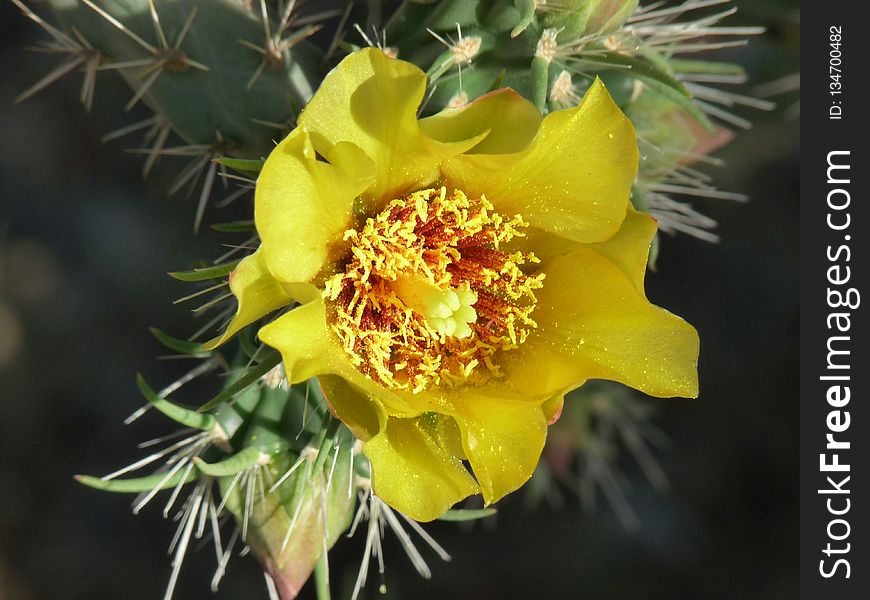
left=219, top=444, right=356, bottom=599
left=541, top=0, right=638, bottom=39
left=626, top=87, right=734, bottom=173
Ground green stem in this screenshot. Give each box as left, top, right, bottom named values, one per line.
left=531, top=56, right=550, bottom=113
left=197, top=349, right=281, bottom=412
left=314, top=553, right=331, bottom=600
left=311, top=417, right=341, bottom=474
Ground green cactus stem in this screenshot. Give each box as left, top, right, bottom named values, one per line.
left=47, top=0, right=324, bottom=158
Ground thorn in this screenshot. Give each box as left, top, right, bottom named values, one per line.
left=125, top=68, right=162, bottom=111
left=11, top=0, right=77, bottom=49
left=174, top=8, right=199, bottom=50
left=147, top=0, right=170, bottom=49
left=277, top=0, right=299, bottom=35
left=323, top=0, right=356, bottom=64
left=80, top=52, right=101, bottom=110
left=246, top=61, right=267, bottom=90
left=81, top=0, right=158, bottom=54
left=15, top=55, right=86, bottom=104
left=194, top=160, right=218, bottom=233
left=173, top=281, right=229, bottom=306
left=102, top=115, right=160, bottom=143
left=142, top=121, right=171, bottom=177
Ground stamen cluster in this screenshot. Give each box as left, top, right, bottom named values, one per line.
left=323, top=187, right=544, bottom=392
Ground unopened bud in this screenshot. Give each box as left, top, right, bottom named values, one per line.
left=219, top=445, right=356, bottom=598
left=542, top=0, right=638, bottom=39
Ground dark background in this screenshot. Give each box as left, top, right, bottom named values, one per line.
left=0, top=1, right=799, bottom=599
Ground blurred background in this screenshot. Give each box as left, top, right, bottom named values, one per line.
left=0, top=1, right=799, bottom=599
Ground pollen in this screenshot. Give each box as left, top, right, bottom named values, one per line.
left=323, top=187, right=544, bottom=393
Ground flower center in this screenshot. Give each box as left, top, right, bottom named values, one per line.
left=391, top=274, right=478, bottom=339
left=323, top=187, right=544, bottom=393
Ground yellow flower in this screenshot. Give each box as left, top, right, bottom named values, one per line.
left=207, top=48, right=699, bottom=522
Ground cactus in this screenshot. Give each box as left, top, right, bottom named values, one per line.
left=379, top=0, right=759, bottom=120
left=76, top=348, right=359, bottom=598
left=13, top=1, right=772, bottom=598
left=47, top=0, right=322, bottom=155
left=366, top=0, right=772, bottom=242
left=75, top=315, right=472, bottom=599
left=15, top=0, right=339, bottom=228
left=15, top=0, right=770, bottom=238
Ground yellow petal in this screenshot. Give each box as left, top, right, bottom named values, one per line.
left=522, top=205, right=656, bottom=289
left=542, top=394, right=565, bottom=425
left=281, top=281, right=324, bottom=305
left=260, top=302, right=532, bottom=515
left=440, top=78, right=638, bottom=244
left=255, top=128, right=374, bottom=284
left=419, top=88, right=542, bottom=154
left=363, top=414, right=479, bottom=522
left=203, top=248, right=291, bottom=350
left=298, top=48, right=483, bottom=201
left=584, top=205, right=658, bottom=294
left=449, top=394, right=548, bottom=506
left=433, top=412, right=467, bottom=460
left=317, top=374, right=385, bottom=441
left=257, top=299, right=335, bottom=382
left=504, top=241, right=699, bottom=399
left=258, top=299, right=418, bottom=419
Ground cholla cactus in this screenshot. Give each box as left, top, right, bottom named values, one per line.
left=367, top=0, right=772, bottom=243
left=14, top=0, right=336, bottom=228
left=13, top=1, right=772, bottom=598
left=77, top=350, right=472, bottom=599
